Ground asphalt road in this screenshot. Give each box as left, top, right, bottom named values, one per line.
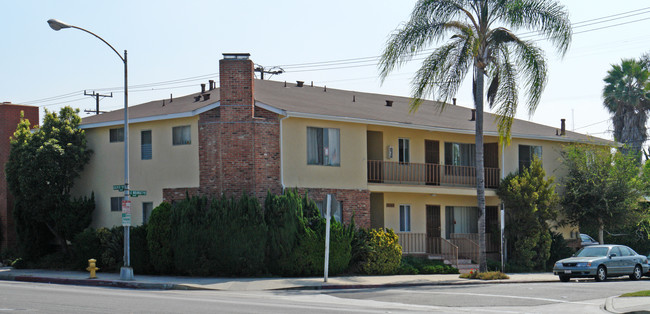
left=1, top=278, right=649, bottom=313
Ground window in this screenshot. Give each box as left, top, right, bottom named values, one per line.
left=109, top=128, right=124, bottom=143
left=398, top=138, right=410, bottom=163
left=444, top=142, right=476, bottom=166
left=110, top=197, right=124, bottom=212
left=445, top=206, right=478, bottom=238
left=315, top=198, right=342, bottom=222
left=307, top=127, right=340, bottom=166
left=141, top=130, right=152, bottom=160
left=142, top=202, right=153, bottom=224
left=173, top=125, right=191, bottom=145
left=399, top=205, right=411, bottom=232
left=518, top=145, right=542, bottom=170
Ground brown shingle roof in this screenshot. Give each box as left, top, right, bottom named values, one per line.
left=81, top=79, right=612, bottom=145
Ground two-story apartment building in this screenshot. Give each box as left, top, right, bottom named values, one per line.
left=73, top=53, right=610, bottom=263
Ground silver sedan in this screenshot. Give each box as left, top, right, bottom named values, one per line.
left=553, top=244, right=650, bottom=282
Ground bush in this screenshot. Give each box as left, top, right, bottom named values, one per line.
left=460, top=271, right=509, bottom=280
left=400, top=256, right=458, bottom=274
left=71, top=228, right=103, bottom=270
left=97, top=227, right=123, bottom=272
left=147, top=202, right=174, bottom=274
left=546, top=232, right=574, bottom=271
left=264, top=190, right=307, bottom=276
left=359, top=228, right=402, bottom=275
left=130, top=224, right=152, bottom=274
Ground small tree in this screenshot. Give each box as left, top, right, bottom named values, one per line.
left=561, top=144, right=644, bottom=244
left=497, top=158, right=558, bottom=270
left=5, top=107, right=93, bottom=256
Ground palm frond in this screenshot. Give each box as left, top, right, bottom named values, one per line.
left=499, top=0, right=572, bottom=56
left=512, top=39, right=547, bottom=116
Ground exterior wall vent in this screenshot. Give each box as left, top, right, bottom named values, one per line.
left=385, top=100, right=393, bottom=107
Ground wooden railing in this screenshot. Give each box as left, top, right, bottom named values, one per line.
left=450, top=236, right=479, bottom=263
left=367, top=160, right=499, bottom=188
left=451, top=233, right=500, bottom=253
left=396, top=232, right=427, bottom=254
left=397, top=233, right=459, bottom=267
left=438, top=237, right=458, bottom=268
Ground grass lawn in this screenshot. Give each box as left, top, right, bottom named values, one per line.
left=620, top=291, right=650, bottom=297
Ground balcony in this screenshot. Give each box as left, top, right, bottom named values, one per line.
left=367, top=160, right=500, bottom=188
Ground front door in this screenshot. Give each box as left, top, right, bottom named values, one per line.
left=425, top=140, right=440, bottom=185
left=426, top=205, right=441, bottom=253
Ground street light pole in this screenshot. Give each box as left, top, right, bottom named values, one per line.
left=47, top=19, right=134, bottom=281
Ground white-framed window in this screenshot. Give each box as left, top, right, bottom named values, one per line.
left=316, top=198, right=342, bottom=223
left=172, top=125, right=191, bottom=145
left=141, top=130, right=152, bottom=160
left=142, top=202, right=153, bottom=224
left=110, top=197, right=124, bottom=212
left=398, top=138, right=410, bottom=163
left=109, top=127, right=124, bottom=143
left=518, top=145, right=542, bottom=170
left=399, top=204, right=411, bottom=232
left=307, top=127, right=340, bottom=166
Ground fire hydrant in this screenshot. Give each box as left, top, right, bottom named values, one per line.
left=86, top=259, right=99, bottom=279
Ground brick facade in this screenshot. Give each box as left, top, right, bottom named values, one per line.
left=162, top=187, right=200, bottom=203
left=0, top=103, right=38, bottom=249
left=167, top=54, right=282, bottom=203
left=296, top=188, right=371, bottom=228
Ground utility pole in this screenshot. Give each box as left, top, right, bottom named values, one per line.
left=83, top=90, right=112, bottom=115
left=254, top=64, right=284, bottom=80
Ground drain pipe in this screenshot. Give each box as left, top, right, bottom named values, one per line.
left=279, top=115, right=289, bottom=191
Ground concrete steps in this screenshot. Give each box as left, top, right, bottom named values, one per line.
left=427, top=255, right=478, bottom=273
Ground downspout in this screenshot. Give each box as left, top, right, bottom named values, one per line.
left=280, top=115, right=289, bottom=191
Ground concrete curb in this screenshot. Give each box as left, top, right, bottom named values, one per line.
left=604, top=297, right=620, bottom=314
left=0, top=273, right=557, bottom=291
left=285, top=279, right=558, bottom=291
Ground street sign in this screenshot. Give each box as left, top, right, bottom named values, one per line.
left=113, top=185, right=126, bottom=192
left=129, top=190, right=147, bottom=197
left=122, top=200, right=131, bottom=227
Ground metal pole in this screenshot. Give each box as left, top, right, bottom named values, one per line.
left=120, top=50, right=134, bottom=281
left=324, top=194, right=331, bottom=283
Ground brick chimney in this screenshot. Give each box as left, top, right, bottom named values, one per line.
left=219, top=53, right=254, bottom=121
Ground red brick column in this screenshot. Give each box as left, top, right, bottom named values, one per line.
left=296, top=188, right=371, bottom=228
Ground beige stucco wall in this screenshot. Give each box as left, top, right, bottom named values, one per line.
left=73, top=117, right=200, bottom=228
left=381, top=192, right=500, bottom=235
left=281, top=117, right=367, bottom=189
left=502, top=138, right=567, bottom=179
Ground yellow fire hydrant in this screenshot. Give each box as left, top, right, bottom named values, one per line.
left=86, top=259, right=99, bottom=279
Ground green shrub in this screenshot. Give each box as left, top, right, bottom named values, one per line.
left=97, top=227, right=123, bottom=271
left=546, top=232, right=574, bottom=271
left=397, top=264, right=419, bottom=275
left=359, top=228, right=402, bottom=275
left=170, top=195, right=214, bottom=276
left=399, top=256, right=458, bottom=274
left=264, top=190, right=306, bottom=276
left=71, top=228, right=103, bottom=270
left=460, top=271, right=509, bottom=280
left=147, top=202, right=174, bottom=274
left=130, top=224, right=152, bottom=274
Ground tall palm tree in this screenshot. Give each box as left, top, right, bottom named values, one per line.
left=379, top=0, right=571, bottom=271
left=602, top=59, right=650, bottom=163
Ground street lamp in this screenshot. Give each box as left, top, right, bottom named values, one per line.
left=48, top=19, right=133, bottom=281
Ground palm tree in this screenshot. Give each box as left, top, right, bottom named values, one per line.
left=379, top=0, right=571, bottom=271
left=602, top=59, right=650, bottom=163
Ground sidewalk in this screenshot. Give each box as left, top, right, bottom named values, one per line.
left=0, top=267, right=556, bottom=291
left=1, top=267, right=648, bottom=313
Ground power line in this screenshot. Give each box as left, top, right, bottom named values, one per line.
left=18, top=5, right=650, bottom=107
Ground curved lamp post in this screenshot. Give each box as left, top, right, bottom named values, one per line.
left=47, top=19, right=133, bottom=281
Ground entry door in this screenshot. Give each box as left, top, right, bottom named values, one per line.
left=426, top=205, right=441, bottom=253
left=425, top=140, right=440, bottom=185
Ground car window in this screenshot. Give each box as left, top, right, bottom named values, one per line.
left=576, top=247, right=609, bottom=257
left=621, top=246, right=636, bottom=256
left=580, top=234, right=589, bottom=241
left=610, top=247, right=622, bottom=257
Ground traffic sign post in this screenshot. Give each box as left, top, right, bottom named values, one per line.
left=121, top=200, right=131, bottom=227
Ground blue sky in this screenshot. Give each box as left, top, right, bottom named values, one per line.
left=2, top=0, right=650, bottom=141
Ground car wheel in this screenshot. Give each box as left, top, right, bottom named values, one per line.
left=630, top=265, right=642, bottom=281
left=559, top=275, right=571, bottom=282
left=595, top=266, right=607, bottom=282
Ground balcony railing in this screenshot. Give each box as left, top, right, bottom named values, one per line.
left=397, top=232, right=459, bottom=267
left=368, top=160, right=499, bottom=188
